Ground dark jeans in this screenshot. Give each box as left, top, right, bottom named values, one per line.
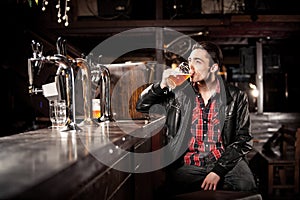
left=158, top=159, right=257, bottom=199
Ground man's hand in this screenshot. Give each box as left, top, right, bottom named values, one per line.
left=160, top=68, right=183, bottom=89
left=201, top=172, right=220, bottom=190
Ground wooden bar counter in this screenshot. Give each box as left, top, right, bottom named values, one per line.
left=0, top=117, right=166, bottom=200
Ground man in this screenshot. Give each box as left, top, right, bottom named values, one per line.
left=136, top=41, right=257, bottom=196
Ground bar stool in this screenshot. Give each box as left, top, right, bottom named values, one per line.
left=251, top=126, right=300, bottom=197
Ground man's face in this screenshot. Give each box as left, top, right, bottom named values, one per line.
left=188, top=48, right=212, bottom=83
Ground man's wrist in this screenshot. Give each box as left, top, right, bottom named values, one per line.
left=152, top=82, right=168, bottom=95
left=160, top=81, right=168, bottom=89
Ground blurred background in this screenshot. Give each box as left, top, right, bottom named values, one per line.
left=1, top=0, right=300, bottom=136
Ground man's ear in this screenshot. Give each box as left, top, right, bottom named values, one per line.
left=210, top=64, right=219, bottom=72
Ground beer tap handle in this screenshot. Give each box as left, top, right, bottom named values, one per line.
left=36, top=42, right=44, bottom=75
left=61, top=38, right=67, bottom=56
left=56, top=37, right=63, bottom=55
left=81, top=53, right=86, bottom=59
left=31, top=40, right=38, bottom=58
left=97, top=55, right=102, bottom=63
left=37, top=42, right=43, bottom=58
left=28, top=58, right=33, bottom=94
left=29, top=40, right=39, bottom=93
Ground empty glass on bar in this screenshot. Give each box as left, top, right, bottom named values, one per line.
left=55, top=100, right=67, bottom=127
left=49, top=99, right=67, bottom=128
left=49, top=100, right=57, bottom=128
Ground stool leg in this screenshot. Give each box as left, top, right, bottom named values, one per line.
left=295, top=163, right=299, bottom=193
left=279, top=168, right=286, bottom=185
left=268, top=165, right=273, bottom=195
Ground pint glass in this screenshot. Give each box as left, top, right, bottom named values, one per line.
left=166, top=62, right=191, bottom=89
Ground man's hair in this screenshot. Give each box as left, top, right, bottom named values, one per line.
left=192, top=41, right=223, bottom=67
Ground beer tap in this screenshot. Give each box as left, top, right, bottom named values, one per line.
left=76, top=57, right=99, bottom=126
left=97, top=63, right=114, bottom=122
left=56, top=37, right=65, bottom=56
left=53, top=54, right=81, bottom=131
left=28, top=40, right=44, bottom=95
left=27, top=38, right=81, bottom=131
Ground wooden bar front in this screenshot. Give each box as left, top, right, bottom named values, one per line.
left=0, top=117, right=166, bottom=200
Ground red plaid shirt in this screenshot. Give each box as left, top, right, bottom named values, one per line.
left=184, top=80, right=224, bottom=166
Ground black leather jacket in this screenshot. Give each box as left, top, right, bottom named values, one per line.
left=136, top=77, right=253, bottom=178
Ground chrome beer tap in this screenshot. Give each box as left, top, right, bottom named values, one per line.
left=97, top=64, right=114, bottom=122
left=75, top=57, right=99, bottom=126
left=27, top=38, right=81, bottom=131
left=52, top=54, right=81, bottom=131
left=28, top=40, right=44, bottom=95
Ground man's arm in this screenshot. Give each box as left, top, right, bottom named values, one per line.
left=211, top=89, right=253, bottom=177
left=136, top=82, right=170, bottom=113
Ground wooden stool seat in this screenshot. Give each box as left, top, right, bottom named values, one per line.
left=171, top=190, right=262, bottom=200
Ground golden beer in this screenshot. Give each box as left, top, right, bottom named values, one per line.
left=167, top=73, right=191, bottom=89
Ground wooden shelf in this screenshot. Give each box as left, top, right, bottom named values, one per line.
left=37, top=15, right=300, bottom=39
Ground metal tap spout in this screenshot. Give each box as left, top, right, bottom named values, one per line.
left=28, top=58, right=43, bottom=95
left=98, top=64, right=114, bottom=122
left=75, top=58, right=99, bottom=126
left=52, top=55, right=81, bottom=131
left=28, top=40, right=44, bottom=95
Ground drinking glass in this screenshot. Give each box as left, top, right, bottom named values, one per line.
left=49, top=100, right=57, bottom=128
left=55, top=100, right=67, bottom=127
left=92, top=98, right=101, bottom=119
left=166, top=62, right=191, bottom=89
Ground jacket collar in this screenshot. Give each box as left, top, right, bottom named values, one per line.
left=217, top=76, right=233, bottom=106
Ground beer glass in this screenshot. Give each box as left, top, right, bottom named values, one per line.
left=92, top=98, right=101, bottom=119
left=49, top=100, right=57, bottom=127
left=55, top=100, right=67, bottom=127
left=166, top=62, right=191, bottom=89
left=49, top=99, right=67, bottom=128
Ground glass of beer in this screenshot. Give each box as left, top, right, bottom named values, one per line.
left=92, top=98, right=101, bottom=119
left=166, top=62, right=191, bottom=89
